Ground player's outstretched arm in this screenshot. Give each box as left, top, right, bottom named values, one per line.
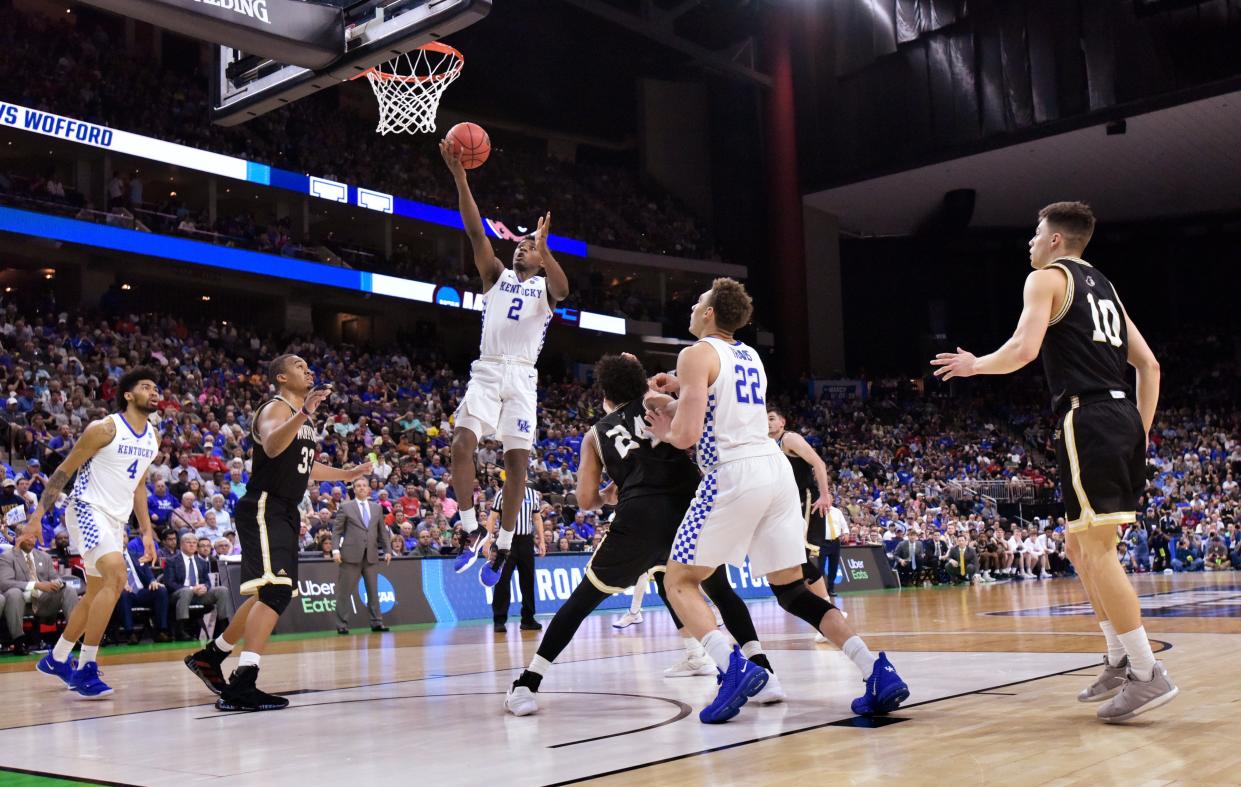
left=310, top=461, right=373, bottom=483
left=783, top=431, right=834, bottom=514
left=1122, top=307, right=1160, bottom=440
left=440, top=139, right=503, bottom=291
left=575, top=429, right=605, bottom=510
left=645, top=343, right=714, bottom=450
left=19, top=417, right=115, bottom=546
left=931, top=267, right=1061, bottom=379
left=535, top=212, right=569, bottom=304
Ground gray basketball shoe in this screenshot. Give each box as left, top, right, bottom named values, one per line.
left=1077, top=656, right=1128, bottom=703
left=1096, top=663, right=1178, bottom=723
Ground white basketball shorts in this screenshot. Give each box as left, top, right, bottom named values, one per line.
left=453, top=359, right=538, bottom=451
left=66, top=498, right=126, bottom=577
left=669, top=453, right=806, bottom=578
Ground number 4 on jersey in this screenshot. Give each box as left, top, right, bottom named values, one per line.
left=126, top=459, right=139, bottom=479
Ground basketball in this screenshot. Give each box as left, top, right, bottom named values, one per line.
left=446, top=122, right=490, bottom=169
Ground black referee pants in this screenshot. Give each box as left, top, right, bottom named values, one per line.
left=492, top=533, right=537, bottom=625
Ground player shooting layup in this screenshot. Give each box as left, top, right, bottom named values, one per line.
left=646, top=278, right=909, bottom=723
left=23, top=368, right=159, bottom=699
left=932, top=202, right=1176, bottom=723
left=439, top=139, right=569, bottom=586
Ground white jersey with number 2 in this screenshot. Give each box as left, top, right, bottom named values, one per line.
left=70, top=413, right=159, bottom=523
left=694, top=337, right=781, bottom=472
left=478, top=268, right=553, bottom=364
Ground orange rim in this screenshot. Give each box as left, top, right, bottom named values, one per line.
left=351, top=41, right=464, bottom=83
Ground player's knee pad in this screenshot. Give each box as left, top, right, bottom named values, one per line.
left=802, top=559, right=823, bottom=584
left=771, top=581, right=834, bottom=629
left=257, top=583, right=293, bottom=615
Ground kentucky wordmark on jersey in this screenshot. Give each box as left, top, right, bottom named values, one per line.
left=695, top=337, right=781, bottom=472
left=70, top=413, right=158, bottom=523
left=1040, top=257, right=1132, bottom=412
left=479, top=269, right=554, bottom=363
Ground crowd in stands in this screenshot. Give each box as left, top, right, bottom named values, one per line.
left=0, top=6, right=722, bottom=263
left=0, top=291, right=1237, bottom=648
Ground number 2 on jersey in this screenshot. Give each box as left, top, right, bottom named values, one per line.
left=733, top=365, right=764, bottom=405
left=1086, top=293, right=1123, bottom=348
left=507, top=297, right=523, bottom=321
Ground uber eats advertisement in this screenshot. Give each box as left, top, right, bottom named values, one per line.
left=222, top=549, right=894, bottom=634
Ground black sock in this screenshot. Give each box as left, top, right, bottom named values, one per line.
left=748, top=653, right=774, bottom=673
left=514, top=671, right=543, bottom=692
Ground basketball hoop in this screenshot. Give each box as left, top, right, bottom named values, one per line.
left=357, top=42, right=464, bottom=135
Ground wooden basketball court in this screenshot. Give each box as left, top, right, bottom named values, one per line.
left=0, top=573, right=1236, bottom=786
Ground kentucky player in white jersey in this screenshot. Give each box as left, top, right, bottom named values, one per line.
left=439, top=140, right=569, bottom=585
left=646, top=278, right=908, bottom=723
left=19, top=368, right=160, bottom=699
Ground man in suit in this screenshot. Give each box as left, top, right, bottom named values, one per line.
left=332, top=478, right=392, bottom=635
left=946, top=535, right=979, bottom=584
left=0, top=541, right=79, bottom=655
left=114, top=548, right=171, bottom=644
left=892, top=531, right=927, bottom=587
left=166, top=533, right=233, bottom=640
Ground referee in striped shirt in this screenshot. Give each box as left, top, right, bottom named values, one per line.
left=487, top=484, right=544, bottom=633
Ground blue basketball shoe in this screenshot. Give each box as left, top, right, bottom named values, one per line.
left=69, top=661, right=114, bottom=700
left=36, top=653, right=77, bottom=688
left=453, top=528, right=488, bottom=573
left=480, top=548, right=508, bottom=588
left=699, top=645, right=768, bottom=724
left=850, top=652, right=909, bottom=716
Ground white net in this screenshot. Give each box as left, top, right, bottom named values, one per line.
left=363, top=43, right=464, bottom=135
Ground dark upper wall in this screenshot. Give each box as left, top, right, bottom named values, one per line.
left=796, top=0, right=1241, bottom=188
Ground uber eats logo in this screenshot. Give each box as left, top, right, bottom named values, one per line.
left=299, top=579, right=337, bottom=614
left=847, top=558, right=870, bottom=581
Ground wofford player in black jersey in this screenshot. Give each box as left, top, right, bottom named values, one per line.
left=504, top=354, right=786, bottom=717
left=768, top=410, right=834, bottom=602
left=186, top=354, right=371, bottom=712
left=933, top=202, right=1176, bottom=723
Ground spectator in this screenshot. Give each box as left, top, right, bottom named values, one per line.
left=195, top=510, right=226, bottom=543
left=147, top=479, right=178, bottom=532
left=410, top=529, right=440, bottom=558
left=170, top=492, right=204, bottom=534
left=207, top=494, right=233, bottom=531
left=165, top=533, right=232, bottom=640
left=114, top=549, right=171, bottom=644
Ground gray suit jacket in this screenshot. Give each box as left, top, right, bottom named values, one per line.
left=333, top=499, right=389, bottom=564
left=0, top=547, right=57, bottom=592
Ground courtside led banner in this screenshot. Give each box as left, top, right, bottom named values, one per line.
left=0, top=99, right=587, bottom=256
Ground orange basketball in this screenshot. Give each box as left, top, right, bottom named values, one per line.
left=446, top=122, right=490, bottom=170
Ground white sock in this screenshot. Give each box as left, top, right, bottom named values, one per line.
left=52, top=636, right=76, bottom=662
left=683, top=636, right=705, bottom=659
left=841, top=635, right=877, bottom=676
left=214, top=634, right=235, bottom=653
left=1099, top=621, right=1126, bottom=667
left=700, top=630, right=733, bottom=672
left=459, top=507, right=478, bottom=533
left=739, top=640, right=764, bottom=660
left=629, top=578, right=647, bottom=614
left=79, top=645, right=99, bottom=666
left=495, top=527, right=514, bottom=551
left=1117, top=626, right=1156, bottom=681
left=238, top=651, right=261, bottom=669
left=527, top=654, right=552, bottom=676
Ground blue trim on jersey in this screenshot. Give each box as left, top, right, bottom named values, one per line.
left=70, top=458, right=93, bottom=498
left=72, top=499, right=101, bottom=552
left=671, top=470, right=719, bottom=564
left=696, top=393, right=720, bottom=470
left=116, top=412, right=148, bottom=439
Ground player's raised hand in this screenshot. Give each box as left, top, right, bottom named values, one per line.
left=931, top=347, right=979, bottom=381
left=535, top=211, right=551, bottom=250
left=650, top=372, right=680, bottom=394
left=304, top=384, right=332, bottom=413
left=439, top=138, right=466, bottom=179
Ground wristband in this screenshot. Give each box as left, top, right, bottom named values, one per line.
left=300, top=405, right=313, bottom=420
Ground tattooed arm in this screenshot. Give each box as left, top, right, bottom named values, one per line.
left=19, top=417, right=116, bottom=547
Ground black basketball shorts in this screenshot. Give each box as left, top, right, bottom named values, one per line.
left=585, top=492, right=693, bottom=594
left=1055, top=399, right=1146, bottom=533
left=236, top=492, right=300, bottom=598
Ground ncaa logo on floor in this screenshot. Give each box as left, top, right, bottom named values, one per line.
left=358, top=574, right=398, bottom=613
